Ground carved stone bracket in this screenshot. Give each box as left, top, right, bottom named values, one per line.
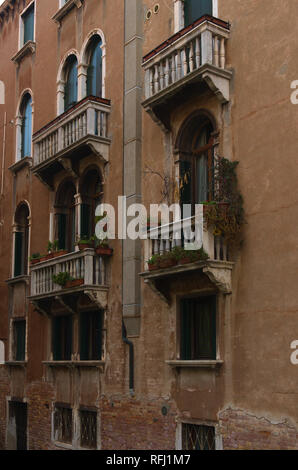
left=84, top=289, right=108, bottom=310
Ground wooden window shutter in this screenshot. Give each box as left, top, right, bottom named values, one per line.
left=14, top=232, right=24, bottom=277
left=57, top=214, right=67, bottom=250
left=23, top=5, right=34, bottom=44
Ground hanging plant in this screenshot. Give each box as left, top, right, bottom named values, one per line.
left=204, top=157, right=245, bottom=241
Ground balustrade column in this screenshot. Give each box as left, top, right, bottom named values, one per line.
left=84, top=250, right=94, bottom=285
left=201, top=29, right=213, bottom=65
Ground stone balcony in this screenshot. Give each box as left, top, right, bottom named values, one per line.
left=32, top=96, right=111, bottom=188
left=29, top=249, right=109, bottom=315
left=142, top=15, right=232, bottom=129
left=141, top=217, right=234, bottom=303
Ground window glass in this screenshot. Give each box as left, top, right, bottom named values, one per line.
left=87, top=37, right=102, bottom=97
left=184, top=0, right=212, bottom=27
left=13, top=320, right=26, bottom=361
left=21, top=95, right=32, bottom=158
left=180, top=296, right=216, bottom=360
left=22, top=4, right=34, bottom=45
left=64, top=56, right=78, bottom=111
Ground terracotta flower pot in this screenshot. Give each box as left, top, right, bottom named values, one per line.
left=53, top=250, right=68, bottom=258
left=78, top=243, right=93, bottom=251
left=148, top=263, right=160, bottom=271
left=178, top=257, right=192, bottom=265
left=160, top=258, right=177, bottom=269
left=65, top=279, right=84, bottom=289
left=96, top=246, right=113, bottom=256
left=30, top=258, right=41, bottom=265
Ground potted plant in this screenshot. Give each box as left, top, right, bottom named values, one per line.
left=77, top=236, right=94, bottom=251
left=94, top=237, right=113, bottom=256
left=159, top=251, right=177, bottom=269
left=51, top=240, right=68, bottom=258
left=29, top=253, right=41, bottom=265
left=147, top=254, right=161, bottom=271
left=52, top=272, right=73, bottom=287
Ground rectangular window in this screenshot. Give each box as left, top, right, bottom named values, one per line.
left=80, top=410, right=97, bottom=449
left=184, top=0, right=213, bottom=27
left=22, top=3, right=35, bottom=46
left=180, top=296, right=216, bottom=360
left=182, top=423, right=215, bottom=450
left=13, top=320, right=26, bottom=362
left=80, top=311, right=103, bottom=361
left=54, top=405, right=73, bottom=444
left=52, top=315, right=73, bottom=361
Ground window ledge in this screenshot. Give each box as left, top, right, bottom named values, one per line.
left=6, top=275, right=30, bottom=286
left=166, top=360, right=223, bottom=369
left=52, top=0, right=83, bottom=24
left=12, top=41, right=36, bottom=65
left=9, top=157, right=32, bottom=174
left=54, top=441, right=73, bottom=450
left=43, top=360, right=105, bottom=369
left=5, top=361, right=27, bottom=367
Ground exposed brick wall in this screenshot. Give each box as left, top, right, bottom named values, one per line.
left=101, top=398, right=177, bottom=450
left=0, top=368, right=10, bottom=449
left=219, top=408, right=298, bottom=450
left=26, top=381, right=55, bottom=450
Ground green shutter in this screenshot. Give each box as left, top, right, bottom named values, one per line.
left=65, top=316, right=72, bottom=361
left=15, top=321, right=26, bottom=361
left=52, top=317, right=61, bottom=361
left=184, top=0, right=212, bottom=26
left=23, top=5, right=34, bottom=44
left=14, top=232, right=23, bottom=277
left=93, top=311, right=102, bottom=360
left=57, top=214, right=67, bottom=250
left=181, top=299, right=192, bottom=360
left=80, top=204, right=91, bottom=239
left=80, top=313, right=89, bottom=361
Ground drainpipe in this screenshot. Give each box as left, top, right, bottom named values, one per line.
left=1, top=111, right=6, bottom=197
left=122, top=321, right=134, bottom=395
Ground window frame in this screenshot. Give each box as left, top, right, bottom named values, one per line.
left=79, top=310, right=103, bottom=362
left=53, top=404, right=73, bottom=445
left=174, top=0, right=218, bottom=33
left=177, top=293, right=219, bottom=362
left=19, top=1, right=36, bottom=49
left=79, top=408, right=98, bottom=450
left=12, top=319, right=26, bottom=362
left=176, top=421, right=222, bottom=450
left=52, top=315, right=73, bottom=362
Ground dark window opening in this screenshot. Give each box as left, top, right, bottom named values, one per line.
left=182, top=423, right=215, bottom=450
left=14, top=204, right=30, bottom=277
left=13, top=320, right=26, bottom=362
left=80, top=169, right=103, bottom=240
left=80, top=410, right=97, bottom=449
left=52, top=315, right=73, bottom=361
left=87, top=36, right=103, bottom=98
left=64, top=55, right=78, bottom=111
left=9, top=401, right=27, bottom=450
left=55, top=181, right=76, bottom=253
left=180, top=296, right=216, bottom=360
left=80, top=310, right=103, bottom=361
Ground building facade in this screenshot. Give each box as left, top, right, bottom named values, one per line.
left=0, top=0, right=298, bottom=450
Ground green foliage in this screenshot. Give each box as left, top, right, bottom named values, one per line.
left=52, top=272, right=73, bottom=287
left=147, top=254, right=161, bottom=266
left=47, top=240, right=59, bottom=253
left=204, top=157, right=245, bottom=240
left=172, top=246, right=209, bottom=262
left=29, top=253, right=41, bottom=261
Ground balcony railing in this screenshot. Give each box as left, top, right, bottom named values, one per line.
left=142, top=15, right=231, bottom=108
left=30, top=249, right=108, bottom=298
left=144, top=217, right=228, bottom=271
left=32, top=96, right=111, bottom=170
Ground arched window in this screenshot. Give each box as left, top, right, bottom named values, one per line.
left=14, top=204, right=30, bottom=277
left=55, top=181, right=77, bottom=253
left=86, top=36, right=103, bottom=97
left=178, top=114, right=214, bottom=212
left=64, top=55, right=78, bottom=111
left=184, top=0, right=213, bottom=26
left=20, top=94, right=32, bottom=158
left=80, top=169, right=103, bottom=239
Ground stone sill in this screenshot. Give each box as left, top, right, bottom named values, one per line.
left=54, top=441, right=73, bottom=450
left=5, top=361, right=28, bottom=367
left=12, top=41, right=36, bottom=64
left=43, top=360, right=105, bottom=369
left=52, top=0, right=82, bottom=24
left=9, top=157, right=32, bottom=174
left=6, top=275, right=30, bottom=286
left=166, top=360, right=223, bottom=369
